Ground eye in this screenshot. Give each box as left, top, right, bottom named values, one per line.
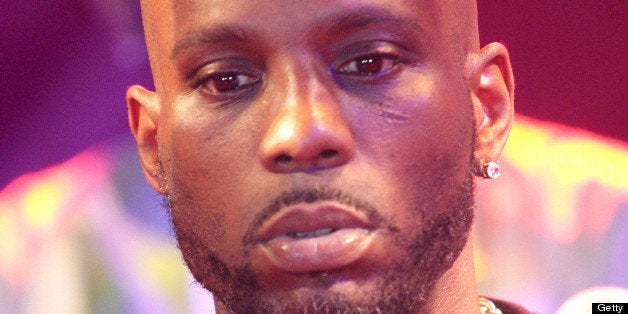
left=338, top=55, right=398, bottom=77
left=199, top=72, right=260, bottom=94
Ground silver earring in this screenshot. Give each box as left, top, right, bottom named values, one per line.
left=480, top=161, right=501, bottom=179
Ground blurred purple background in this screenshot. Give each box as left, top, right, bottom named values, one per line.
left=1, top=1, right=626, bottom=188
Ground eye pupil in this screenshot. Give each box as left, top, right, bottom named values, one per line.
left=213, top=73, right=240, bottom=92
left=338, top=54, right=396, bottom=77
left=357, top=57, right=383, bottom=75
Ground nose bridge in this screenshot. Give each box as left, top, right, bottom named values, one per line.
left=284, top=60, right=319, bottom=129
left=259, top=58, right=355, bottom=173
left=286, top=62, right=337, bottom=135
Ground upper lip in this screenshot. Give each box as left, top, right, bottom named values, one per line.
left=252, top=202, right=375, bottom=244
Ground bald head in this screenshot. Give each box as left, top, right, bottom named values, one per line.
left=139, top=0, right=480, bottom=92
left=128, top=1, right=514, bottom=313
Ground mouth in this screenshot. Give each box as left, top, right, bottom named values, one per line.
left=253, top=202, right=378, bottom=273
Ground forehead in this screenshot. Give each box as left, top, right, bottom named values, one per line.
left=169, top=0, right=444, bottom=21
left=170, top=0, right=442, bottom=25
left=146, top=0, right=453, bottom=55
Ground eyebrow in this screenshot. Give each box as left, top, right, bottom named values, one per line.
left=170, top=7, right=423, bottom=61
left=328, top=7, right=417, bottom=34
left=171, top=25, right=252, bottom=60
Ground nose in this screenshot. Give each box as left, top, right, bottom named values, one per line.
left=259, top=74, right=355, bottom=173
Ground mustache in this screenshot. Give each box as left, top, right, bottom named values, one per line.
left=244, top=186, right=388, bottom=244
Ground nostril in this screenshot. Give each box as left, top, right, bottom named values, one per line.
left=320, top=149, right=339, bottom=159
left=275, top=154, right=293, bottom=164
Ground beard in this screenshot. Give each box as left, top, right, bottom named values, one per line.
left=164, top=166, right=475, bottom=314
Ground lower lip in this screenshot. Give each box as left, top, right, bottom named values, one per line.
left=258, top=228, right=374, bottom=273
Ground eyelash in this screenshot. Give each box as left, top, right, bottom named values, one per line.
left=336, top=54, right=400, bottom=77
left=195, top=71, right=261, bottom=95
left=192, top=50, right=403, bottom=99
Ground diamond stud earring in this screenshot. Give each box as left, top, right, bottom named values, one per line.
left=481, top=161, right=502, bottom=179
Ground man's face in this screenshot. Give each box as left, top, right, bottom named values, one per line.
left=142, top=0, right=482, bottom=312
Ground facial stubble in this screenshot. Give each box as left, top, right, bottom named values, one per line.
left=162, top=151, right=475, bottom=314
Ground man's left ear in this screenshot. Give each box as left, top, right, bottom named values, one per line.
left=466, top=42, right=514, bottom=171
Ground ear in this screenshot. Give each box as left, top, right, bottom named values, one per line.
left=466, top=42, right=514, bottom=170
left=126, top=85, right=165, bottom=194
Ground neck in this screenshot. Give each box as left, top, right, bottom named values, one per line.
left=419, top=233, right=481, bottom=313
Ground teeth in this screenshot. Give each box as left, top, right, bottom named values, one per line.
left=289, top=228, right=334, bottom=238
left=314, top=228, right=334, bottom=236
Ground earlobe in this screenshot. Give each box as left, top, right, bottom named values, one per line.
left=466, top=42, right=515, bottom=176
left=126, top=85, right=165, bottom=193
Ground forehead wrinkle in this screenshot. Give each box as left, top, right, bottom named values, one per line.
left=171, top=25, right=254, bottom=60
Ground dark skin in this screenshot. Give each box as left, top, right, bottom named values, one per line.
left=128, top=0, right=514, bottom=312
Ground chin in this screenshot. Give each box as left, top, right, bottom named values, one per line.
left=168, top=167, right=475, bottom=314
left=220, top=276, right=426, bottom=313
left=180, top=229, right=459, bottom=313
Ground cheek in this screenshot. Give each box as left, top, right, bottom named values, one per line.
left=165, top=95, right=260, bottom=191
left=351, top=73, right=474, bottom=168
left=390, top=84, right=474, bottom=185
left=162, top=100, right=263, bottom=258
left=348, top=74, right=474, bottom=218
